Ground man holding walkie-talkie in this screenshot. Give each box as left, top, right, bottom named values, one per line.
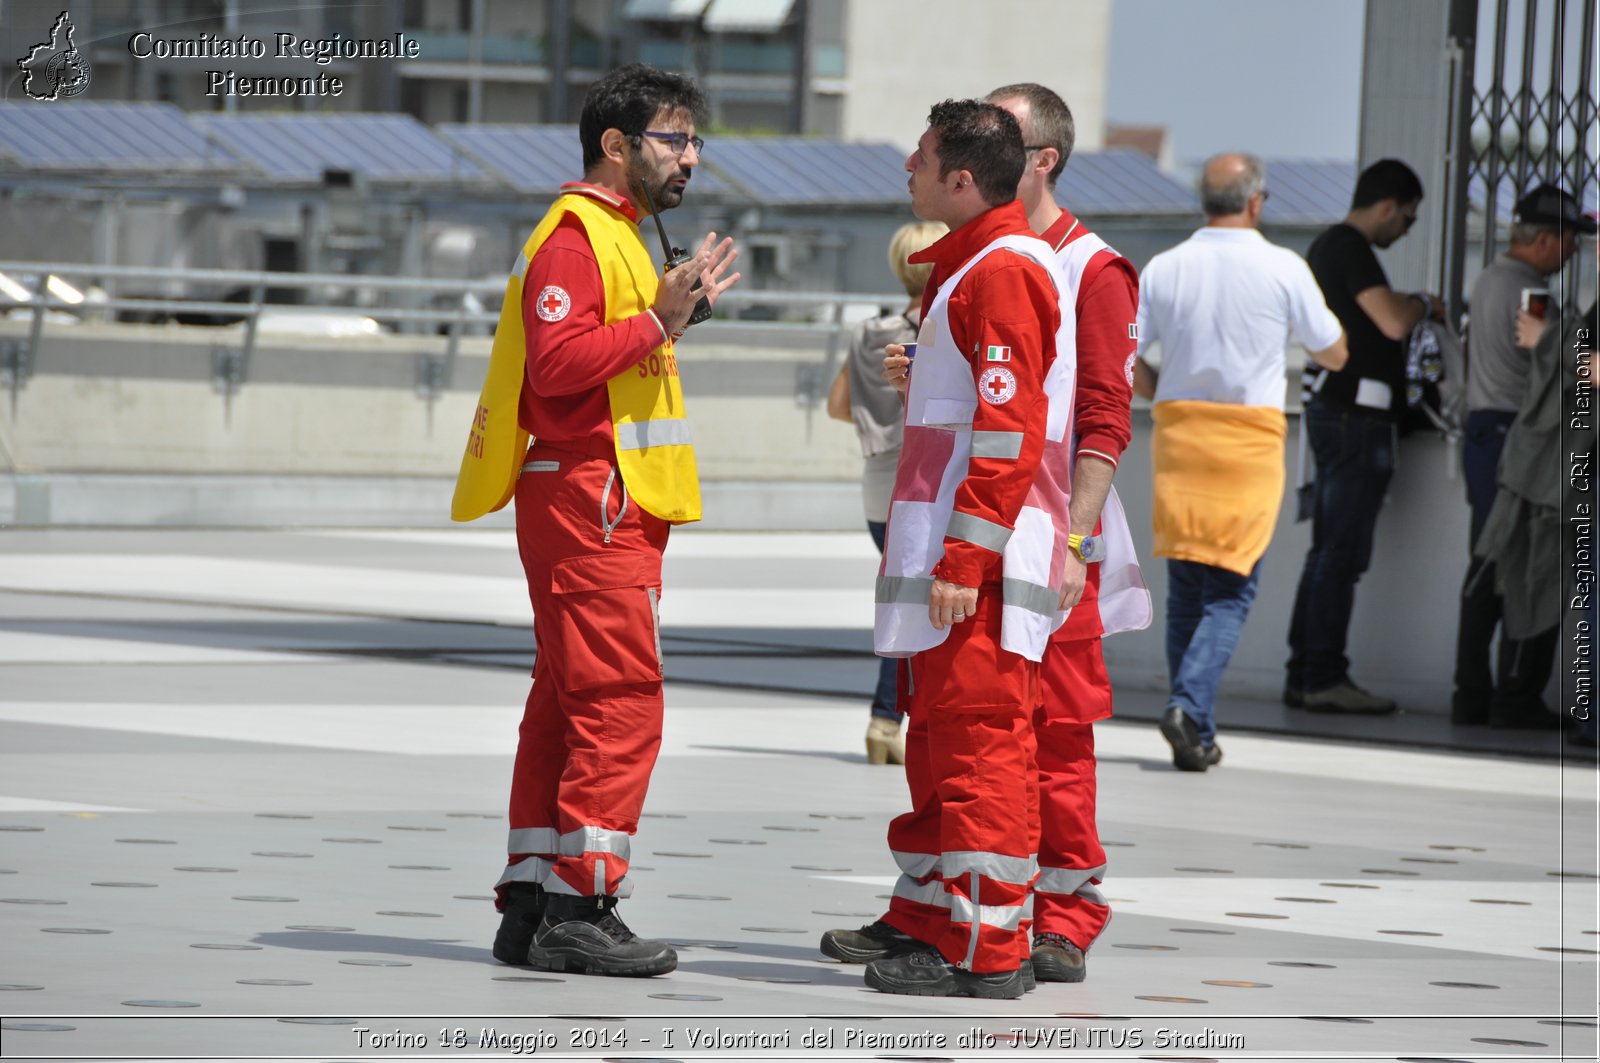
left=452, top=63, right=739, bottom=979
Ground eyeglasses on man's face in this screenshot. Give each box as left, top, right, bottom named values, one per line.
left=637, top=130, right=704, bottom=156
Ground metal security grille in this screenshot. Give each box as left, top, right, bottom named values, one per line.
left=1465, top=0, right=1596, bottom=265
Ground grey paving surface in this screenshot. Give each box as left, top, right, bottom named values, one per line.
left=0, top=529, right=1595, bottom=1062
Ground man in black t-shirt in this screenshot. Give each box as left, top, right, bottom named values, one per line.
left=1285, top=159, right=1445, bottom=713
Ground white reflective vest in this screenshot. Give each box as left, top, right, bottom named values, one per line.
left=1051, top=227, right=1152, bottom=638
left=875, top=234, right=1077, bottom=662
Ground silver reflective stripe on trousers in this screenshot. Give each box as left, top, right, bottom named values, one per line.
left=951, top=891, right=1024, bottom=934
left=1034, top=863, right=1106, bottom=897
left=506, top=825, right=631, bottom=862
left=876, top=575, right=933, bottom=604
left=890, top=849, right=940, bottom=880
left=892, top=875, right=948, bottom=910
left=970, top=430, right=1024, bottom=460
left=1003, top=577, right=1059, bottom=617
left=946, top=511, right=1012, bottom=553
left=507, top=827, right=558, bottom=854
left=614, top=418, right=693, bottom=451
left=941, top=849, right=1035, bottom=885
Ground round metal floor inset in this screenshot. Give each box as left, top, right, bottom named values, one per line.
left=175, top=866, right=237, bottom=873
left=376, top=910, right=442, bottom=917
left=1113, top=943, right=1178, bottom=950
left=492, top=975, right=565, bottom=982
left=1359, top=868, right=1420, bottom=876
left=1547, top=870, right=1600, bottom=879
left=256, top=813, right=312, bottom=819
left=387, top=825, right=445, bottom=832
left=1429, top=980, right=1498, bottom=989
left=3, top=1022, right=74, bottom=1031
left=115, top=838, right=175, bottom=844
left=252, top=851, right=312, bottom=858
left=666, top=940, right=738, bottom=950
left=0, top=826, right=44, bottom=832
left=1225, top=912, right=1288, bottom=919
left=1471, top=1039, right=1547, bottom=1047
left=454, top=894, right=495, bottom=901
left=0, top=869, right=15, bottom=873
left=233, top=895, right=298, bottom=902
left=1268, top=961, right=1335, bottom=969
left=388, top=864, right=449, bottom=870
left=1134, top=995, right=1205, bottom=1003
left=279, top=1017, right=356, bottom=1024
left=1429, top=844, right=1485, bottom=851
left=1471, top=898, right=1531, bottom=905
left=1536, top=945, right=1600, bottom=953
left=740, top=926, right=806, bottom=933
left=809, top=813, right=864, bottom=820
left=1253, top=841, right=1310, bottom=849
left=122, top=999, right=201, bottom=1008
left=322, top=837, right=381, bottom=844
left=1169, top=928, right=1233, bottom=935
left=286, top=925, right=354, bottom=932
left=1300, top=1016, right=1372, bottom=1023
left=1400, top=856, right=1458, bottom=864
left=737, top=975, right=810, bottom=983
left=447, top=812, right=500, bottom=819
left=2, top=898, right=65, bottom=904
left=1378, top=930, right=1442, bottom=937
left=41, top=927, right=110, bottom=934
left=1275, top=896, right=1335, bottom=903
left=792, top=864, right=851, bottom=872
left=191, top=943, right=262, bottom=950
left=238, top=978, right=312, bottom=986
left=652, top=851, right=712, bottom=858
left=640, top=812, right=687, bottom=819
left=340, top=959, right=411, bottom=967
left=1319, top=882, right=1379, bottom=889
left=1174, top=867, right=1233, bottom=874
left=668, top=894, right=731, bottom=901
left=814, top=910, right=879, bottom=918
left=1538, top=1019, right=1599, bottom=1026
left=762, top=825, right=820, bottom=832
left=92, top=881, right=157, bottom=888
left=648, top=993, right=721, bottom=1001
left=707, top=838, right=766, bottom=845
left=0, top=984, right=46, bottom=990
left=1202, top=979, right=1271, bottom=988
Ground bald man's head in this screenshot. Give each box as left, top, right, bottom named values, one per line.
left=1199, top=153, right=1266, bottom=218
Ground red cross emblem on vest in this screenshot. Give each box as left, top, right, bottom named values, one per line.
left=978, top=365, right=1017, bottom=405
left=534, top=284, right=571, bottom=323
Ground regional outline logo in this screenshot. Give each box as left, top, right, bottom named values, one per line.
left=17, top=12, right=92, bottom=101
left=534, top=285, right=571, bottom=322
left=979, top=366, right=1017, bottom=405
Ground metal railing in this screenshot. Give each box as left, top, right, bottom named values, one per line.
left=0, top=260, right=904, bottom=419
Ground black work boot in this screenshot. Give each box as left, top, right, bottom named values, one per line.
left=1030, top=931, right=1087, bottom=983
left=820, top=919, right=927, bottom=964
left=527, top=893, right=677, bottom=977
left=491, top=883, right=545, bottom=965
left=864, top=947, right=1025, bottom=999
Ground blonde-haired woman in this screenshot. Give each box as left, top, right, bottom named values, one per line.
left=828, top=219, right=947, bottom=764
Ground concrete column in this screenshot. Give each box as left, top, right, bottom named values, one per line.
left=1358, top=0, right=1465, bottom=294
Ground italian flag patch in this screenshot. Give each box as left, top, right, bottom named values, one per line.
left=984, top=345, right=1011, bottom=362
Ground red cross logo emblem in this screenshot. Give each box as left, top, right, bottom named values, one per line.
left=534, top=285, right=571, bottom=322
left=979, top=366, right=1017, bottom=405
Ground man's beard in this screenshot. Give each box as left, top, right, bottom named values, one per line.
left=629, top=156, right=687, bottom=213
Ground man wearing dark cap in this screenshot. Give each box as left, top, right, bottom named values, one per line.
left=1451, top=184, right=1593, bottom=728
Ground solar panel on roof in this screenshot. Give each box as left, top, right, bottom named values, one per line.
left=1058, top=151, right=1195, bottom=216
left=1258, top=160, right=1355, bottom=226
left=702, top=139, right=907, bottom=205
left=193, top=113, right=488, bottom=185
left=0, top=101, right=242, bottom=174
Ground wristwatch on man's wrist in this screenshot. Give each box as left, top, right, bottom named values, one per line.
left=1067, top=533, right=1105, bottom=564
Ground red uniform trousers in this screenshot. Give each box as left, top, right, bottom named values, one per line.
left=883, top=587, right=1042, bottom=974
left=1032, top=633, right=1113, bottom=950
left=497, top=440, right=669, bottom=905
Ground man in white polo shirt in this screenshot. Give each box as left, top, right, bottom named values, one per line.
left=1133, top=154, right=1347, bottom=771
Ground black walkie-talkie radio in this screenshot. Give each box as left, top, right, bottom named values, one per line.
left=640, top=178, right=712, bottom=327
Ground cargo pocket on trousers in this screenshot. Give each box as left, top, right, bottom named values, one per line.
left=549, top=553, right=664, bottom=693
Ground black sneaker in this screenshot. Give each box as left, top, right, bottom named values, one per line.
left=820, top=919, right=926, bottom=964
left=864, top=948, right=1024, bottom=999
left=527, top=894, right=676, bottom=977
left=1158, top=706, right=1211, bottom=773
left=1030, top=932, right=1086, bottom=983
left=491, top=882, right=545, bottom=965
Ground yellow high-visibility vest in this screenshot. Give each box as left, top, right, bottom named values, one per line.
left=450, top=188, right=701, bottom=524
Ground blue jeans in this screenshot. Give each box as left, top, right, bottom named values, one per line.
left=1166, top=559, right=1260, bottom=744
left=867, top=520, right=900, bottom=721
left=1453, top=410, right=1515, bottom=714
left=1286, top=403, right=1396, bottom=692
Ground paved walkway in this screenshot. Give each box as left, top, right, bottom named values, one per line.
left=0, top=529, right=1595, bottom=1062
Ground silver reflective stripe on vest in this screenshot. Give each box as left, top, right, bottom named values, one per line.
left=507, top=827, right=558, bottom=854
left=876, top=575, right=934, bottom=604
left=513, top=250, right=530, bottom=279
left=946, top=512, right=1012, bottom=553
left=615, top=418, right=693, bottom=451
left=1003, top=577, right=1059, bottom=617
left=971, top=430, right=1024, bottom=460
